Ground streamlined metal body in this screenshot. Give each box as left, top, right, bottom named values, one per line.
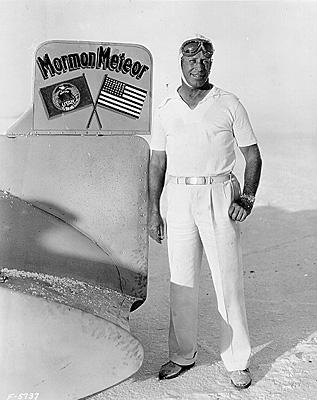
left=0, top=41, right=152, bottom=399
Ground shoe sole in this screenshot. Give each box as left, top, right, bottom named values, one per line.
left=231, top=379, right=252, bottom=389
left=159, top=363, right=195, bottom=380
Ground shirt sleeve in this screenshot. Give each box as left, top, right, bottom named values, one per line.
left=150, top=109, right=167, bottom=151
left=232, top=101, right=258, bottom=147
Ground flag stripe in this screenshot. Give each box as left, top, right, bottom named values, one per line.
left=125, top=84, right=147, bottom=96
left=99, top=102, right=140, bottom=118
left=98, top=96, right=141, bottom=117
left=125, top=86, right=147, bottom=99
left=99, top=92, right=143, bottom=112
left=99, top=91, right=144, bottom=108
left=123, top=93, right=145, bottom=105
left=97, top=97, right=141, bottom=118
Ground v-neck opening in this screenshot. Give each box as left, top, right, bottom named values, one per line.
left=177, top=85, right=218, bottom=110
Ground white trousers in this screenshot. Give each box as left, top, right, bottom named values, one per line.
left=166, top=177, right=251, bottom=371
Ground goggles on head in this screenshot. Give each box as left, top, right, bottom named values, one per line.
left=181, top=39, right=215, bottom=58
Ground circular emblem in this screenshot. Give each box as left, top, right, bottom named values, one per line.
left=52, top=83, right=80, bottom=112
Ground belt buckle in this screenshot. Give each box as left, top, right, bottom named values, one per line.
left=185, top=177, right=205, bottom=185
left=185, top=177, right=198, bottom=185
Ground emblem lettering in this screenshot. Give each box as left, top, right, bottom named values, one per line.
left=37, top=46, right=149, bottom=81
left=52, top=83, right=80, bottom=112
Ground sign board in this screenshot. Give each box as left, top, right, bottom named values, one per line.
left=7, top=40, right=152, bottom=135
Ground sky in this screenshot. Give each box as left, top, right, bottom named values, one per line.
left=1, top=0, right=317, bottom=136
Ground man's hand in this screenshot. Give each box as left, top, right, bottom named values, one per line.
left=148, top=150, right=167, bottom=243
left=230, top=143, right=262, bottom=222
left=228, top=200, right=251, bottom=222
left=149, top=211, right=165, bottom=244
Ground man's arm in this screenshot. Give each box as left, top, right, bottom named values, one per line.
left=148, top=150, right=167, bottom=243
left=229, top=143, right=262, bottom=222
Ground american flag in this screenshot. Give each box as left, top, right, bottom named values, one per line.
left=96, top=75, right=147, bottom=119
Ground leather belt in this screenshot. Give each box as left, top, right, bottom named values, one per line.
left=169, top=174, right=231, bottom=185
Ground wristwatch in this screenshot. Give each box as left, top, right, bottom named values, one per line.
left=239, top=194, right=255, bottom=211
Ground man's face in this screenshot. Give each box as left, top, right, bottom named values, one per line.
left=181, top=51, right=212, bottom=88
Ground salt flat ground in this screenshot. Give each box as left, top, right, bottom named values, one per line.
left=92, top=130, right=317, bottom=400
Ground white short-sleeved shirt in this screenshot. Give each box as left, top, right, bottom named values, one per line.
left=150, top=85, right=257, bottom=176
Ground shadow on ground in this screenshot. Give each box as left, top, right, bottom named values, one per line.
left=130, top=205, right=317, bottom=384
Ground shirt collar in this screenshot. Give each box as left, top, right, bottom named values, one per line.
left=158, top=85, right=230, bottom=109
left=175, top=84, right=223, bottom=102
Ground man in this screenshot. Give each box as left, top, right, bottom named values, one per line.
left=148, top=34, right=262, bottom=389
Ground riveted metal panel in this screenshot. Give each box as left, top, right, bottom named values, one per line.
left=0, top=135, right=150, bottom=301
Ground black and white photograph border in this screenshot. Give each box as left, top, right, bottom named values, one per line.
left=1, top=1, right=317, bottom=400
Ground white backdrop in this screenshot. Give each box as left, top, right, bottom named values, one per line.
left=1, top=0, right=317, bottom=136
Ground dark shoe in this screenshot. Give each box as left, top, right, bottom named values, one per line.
left=230, top=368, right=252, bottom=389
left=158, top=360, right=195, bottom=380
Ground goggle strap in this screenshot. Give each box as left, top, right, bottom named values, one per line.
left=181, top=40, right=214, bottom=57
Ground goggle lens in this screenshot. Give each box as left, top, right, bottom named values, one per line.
left=182, top=40, right=214, bottom=57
